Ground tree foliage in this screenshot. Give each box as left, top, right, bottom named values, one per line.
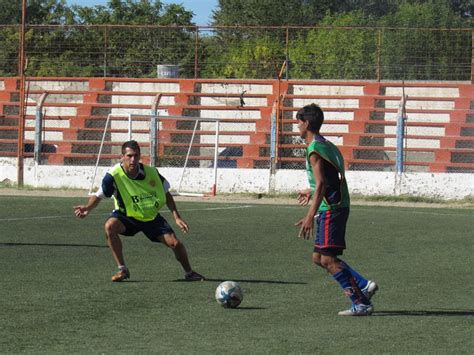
left=0, top=0, right=196, bottom=77
left=0, top=0, right=470, bottom=79
left=289, top=11, right=378, bottom=79
left=212, top=0, right=472, bottom=25
left=377, top=0, right=469, bottom=80
left=206, top=0, right=471, bottom=80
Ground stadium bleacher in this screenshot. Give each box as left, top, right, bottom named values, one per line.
left=0, top=77, right=472, bottom=173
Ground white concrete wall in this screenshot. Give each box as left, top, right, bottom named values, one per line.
left=0, top=158, right=472, bottom=200
left=200, top=83, right=273, bottom=94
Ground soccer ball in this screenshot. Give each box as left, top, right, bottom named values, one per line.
left=215, top=281, right=243, bottom=308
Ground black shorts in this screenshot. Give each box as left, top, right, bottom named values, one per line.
left=313, top=208, right=349, bottom=256
left=108, top=211, right=174, bottom=243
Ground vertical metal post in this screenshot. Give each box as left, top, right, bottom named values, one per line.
left=194, top=28, right=199, bottom=79
left=103, top=26, right=108, bottom=77
left=376, top=29, right=382, bottom=81
left=150, top=94, right=162, bottom=167
left=34, top=93, right=48, bottom=164
left=395, top=90, right=407, bottom=174
left=128, top=113, right=132, bottom=141
left=17, top=0, right=27, bottom=186
left=285, top=27, right=289, bottom=80
left=212, top=120, right=220, bottom=196
left=270, top=104, right=277, bottom=175
left=471, top=30, right=473, bottom=83
left=150, top=114, right=157, bottom=166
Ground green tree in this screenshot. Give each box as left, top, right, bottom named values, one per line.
left=0, top=0, right=75, bottom=76
left=289, top=11, right=377, bottom=79
left=211, top=0, right=406, bottom=26
left=448, top=0, right=473, bottom=18
left=0, top=0, right=74, bottom=24
left=0, top=27, right=19, bottom=76
left=70, top=0, right=195, bottom=77
left=212, top=0, right=340, bottom=26
left=201, top=31, right=285, bottom=78
left=72, top=0, right=193, bottom=25
left=379, top=0, right=469, bottom=80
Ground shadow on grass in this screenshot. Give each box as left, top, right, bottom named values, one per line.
left=0, top=242, right=107, bottom=248
left=172, top=278, right=307, bottom=285
left=375, top=310, right=474, bottom=317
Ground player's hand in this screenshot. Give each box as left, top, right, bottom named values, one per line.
left=175, top=217, right=189, bottom=233
left=297, top=190, right=311, bottom=206
left=73, top=205, right=89, bottom=219
left=294, top=216, right=314, bottom=240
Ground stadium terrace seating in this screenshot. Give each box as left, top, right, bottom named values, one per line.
left=0, top=77, right=472, bottom=173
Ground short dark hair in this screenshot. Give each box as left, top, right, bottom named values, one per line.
left=121, top=140, right=141, bottom=154
left=296, top=103, right=324, bottom=133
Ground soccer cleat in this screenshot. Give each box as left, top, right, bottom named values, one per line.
left=362, top=280, right=379, bottom=300
left=184, top=271, right=205, bottom=281
left=111, top=268, right=130, bottom=282
left=338, top=303, right=374, bottom=316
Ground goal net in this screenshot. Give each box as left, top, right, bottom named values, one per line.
left=88, top=113, right=223, bottom=197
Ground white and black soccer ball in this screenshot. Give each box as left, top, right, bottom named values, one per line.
left=215, top=281, right=243, bottom=308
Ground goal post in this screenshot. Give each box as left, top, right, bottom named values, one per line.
left=157, top=114, right=221, bottom=197
left=88, top=113, right=224, bottom=197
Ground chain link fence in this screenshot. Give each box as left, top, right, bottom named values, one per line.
left=0, top=25, right=472, bottom=80
left=0, top=25, right=472, bottom=177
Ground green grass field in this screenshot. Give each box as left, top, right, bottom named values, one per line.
left=1, top=195, right=473, bottom=353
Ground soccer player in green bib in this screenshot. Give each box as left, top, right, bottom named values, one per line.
left=74, top=140, right=204, bottom=282
left=295, top=104, right=377, bottom=316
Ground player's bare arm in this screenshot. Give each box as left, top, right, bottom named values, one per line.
left=165, top=192, right=189, bottom=233
left=74, top=195, right=102, bottom=219
left=295, top=153, right=326, bottom=239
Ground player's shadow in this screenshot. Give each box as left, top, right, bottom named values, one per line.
left=374, top=310, right=474, bottom=317
left=173, top=278, right=307, bottom=285
left=0, top=242, right=107, bottom=248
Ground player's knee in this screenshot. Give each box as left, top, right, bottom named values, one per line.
left=319, top=255, right=333, bottom=269
left=163, top=235, right=180, bottom=249
left=104, top=219, right=120, bottom=238
left=312, top=253, right=324, bottom=267
left=104, top=221, right=113, bottom=236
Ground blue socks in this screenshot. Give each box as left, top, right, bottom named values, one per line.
left=339, top=260, right=369, bottom=290
left=333, top=268, right=370, bottom=305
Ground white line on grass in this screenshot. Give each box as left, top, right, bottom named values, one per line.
left=176, top=205, right=253, bottom=213
left=0, top=205, right=254, bottom=222
left=2, top=205, right=469, bottom=222
left=265, top=205, right=473, bottom=218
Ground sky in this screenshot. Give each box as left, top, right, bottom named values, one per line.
left=66, top=0, right=219, bottom=26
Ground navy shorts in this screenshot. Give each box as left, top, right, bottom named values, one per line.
left=313, top=207, right=349, bottom=256
left=108, top=211, right=174, bottom=243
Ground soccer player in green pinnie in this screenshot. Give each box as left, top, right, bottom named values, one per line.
left=295, top=103, right=378, bottom=316
left=74, top=140, right=204, bottom=282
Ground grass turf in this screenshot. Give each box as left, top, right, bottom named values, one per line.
left=0, top=196, right=473, bottom=353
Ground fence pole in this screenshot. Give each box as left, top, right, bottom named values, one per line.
left=34, top=92, right=48, bottom=164
left=395, top=90, right=407, bottom=174
left=471, top=30, right=473, bottom=83
left=103, top=26, right=108, bottom=77
left=150, top=94, right=162, bottom=167
left=17, top=0, right=27, bottom=187
left=376, top=29, right=382, bottom=81
left=285, top=27, right=289, bottom=80
left=270, top=102, right=277, bottom=175
left=194, top=29, right=199, bottom=79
